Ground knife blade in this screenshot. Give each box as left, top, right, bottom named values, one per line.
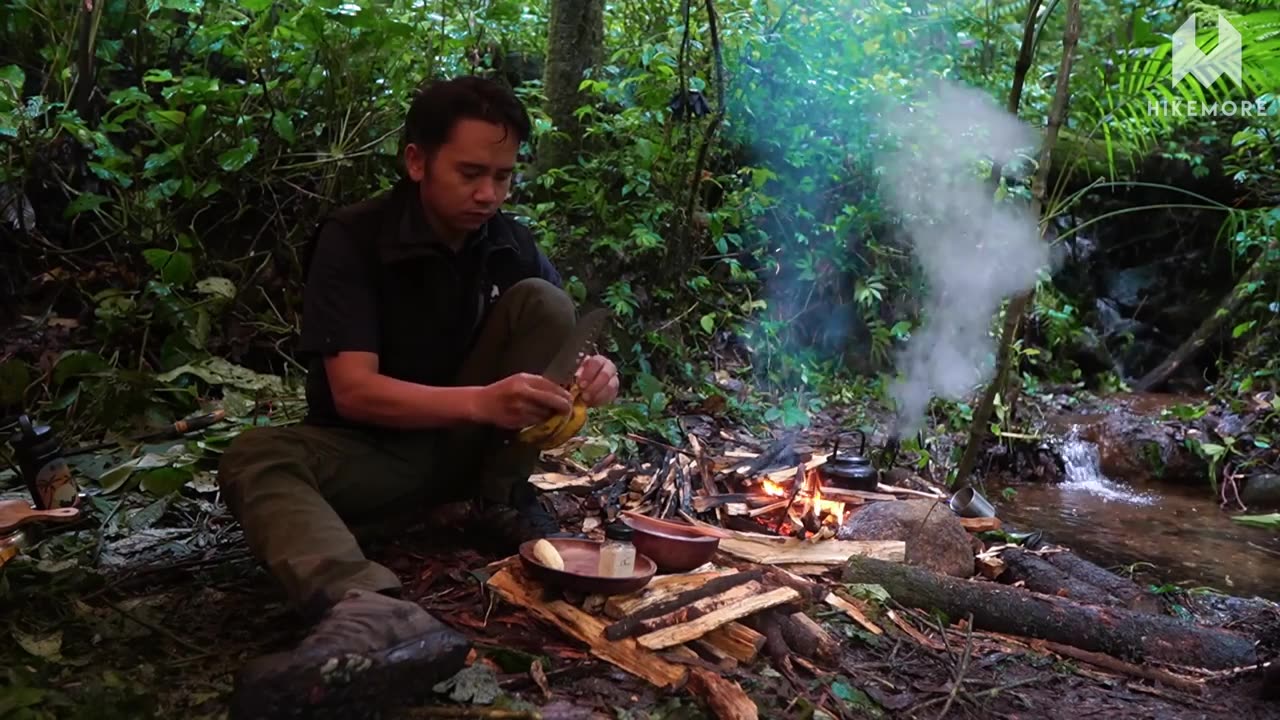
left=542, top=308, right=610, bottom=386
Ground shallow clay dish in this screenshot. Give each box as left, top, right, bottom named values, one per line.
left=620, top=514, right=720, bottom=572
left=518, top=538, right=656, bottom=596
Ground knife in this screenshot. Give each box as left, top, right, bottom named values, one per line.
left=541, top=308, right=611, bottom=387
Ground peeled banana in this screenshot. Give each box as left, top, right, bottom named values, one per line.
left=531, top=538, right=564, bottom=570
left=516, top=384, right=588, bottom=449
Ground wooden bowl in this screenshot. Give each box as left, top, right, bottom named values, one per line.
left=620, top=514, right=720, bottom=572
left=518, top=538, right=656, bottom=596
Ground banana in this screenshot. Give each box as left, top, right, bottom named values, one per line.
left=516, top=385, right=589, bottom=450
left=531, top=538, right=564, bottom=570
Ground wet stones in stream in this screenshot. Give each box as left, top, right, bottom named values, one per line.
left=836, top=499, right=975, bottom=578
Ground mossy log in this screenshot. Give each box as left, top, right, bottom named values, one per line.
left=843, top=556, right=1258, bottom=671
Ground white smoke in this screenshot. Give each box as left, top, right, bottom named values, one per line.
left=877, top=80, right=1053, bottom=437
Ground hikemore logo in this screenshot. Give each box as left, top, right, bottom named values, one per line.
left=1149, top=13, right=1278, bottom=117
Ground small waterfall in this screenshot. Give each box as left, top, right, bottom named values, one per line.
left=1054, top=429, right=1157, bottom=505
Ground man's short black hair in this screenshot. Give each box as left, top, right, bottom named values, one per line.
left=403, top=75, right=532, bottom=153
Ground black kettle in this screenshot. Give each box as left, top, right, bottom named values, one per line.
left=820, top=430, right=878, bottom=491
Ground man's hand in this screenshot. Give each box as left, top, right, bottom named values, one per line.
left=575, top=354, right=619, bottom=407
left=476, top=373, right=573, bottom=429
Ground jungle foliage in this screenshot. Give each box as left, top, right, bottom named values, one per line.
left=0, top=0, right=1277, bottom=452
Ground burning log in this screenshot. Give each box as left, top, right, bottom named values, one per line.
left=843, top=556, right=1259, bottom=671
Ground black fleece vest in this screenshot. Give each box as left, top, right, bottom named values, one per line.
left=300, top=181, right=550, bottom=428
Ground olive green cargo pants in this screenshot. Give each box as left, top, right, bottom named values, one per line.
left=216, top=278, right=576, bottom=617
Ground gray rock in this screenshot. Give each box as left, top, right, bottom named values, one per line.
left=837, top=499, right=974, bottom=578
left=1242, top=474, right=1280, bottom=510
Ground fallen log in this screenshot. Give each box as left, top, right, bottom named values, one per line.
left=1041, top=547, right=1164, bottom=613
left=1000, top=548, right=1126, bottom=607
left=843, top=556, right=1258, bottom=670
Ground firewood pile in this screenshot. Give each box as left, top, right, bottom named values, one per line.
left=483, top=426, right=1276, bottom=718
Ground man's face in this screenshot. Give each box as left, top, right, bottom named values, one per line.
left=405, top=118, right=519, bottom=236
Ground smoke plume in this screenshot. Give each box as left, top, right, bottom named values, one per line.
left=876, top=81, right=1052, bottom=437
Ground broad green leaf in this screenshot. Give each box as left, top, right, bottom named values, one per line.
left=196, top=276, right=236, bottom=299
left=241, top=0, right=272, bottom=10
left=157, top=356, right=286, bottom=394
left=138, top=466, right=193, bottom=497
left=0, top=64, right=24, bottom=106
left=0, top=358, right=31, bottom=405
left=700, top=313, right=716, bottom=334
left=52, top=350, right=108, bottom=385
left=142, top=248, right=194, bottom=285
left=64, top=192, right=111, bottom=217
left=218, top=137, right=259, bottom=171
left=272, top=113, right=296, bottom=144
left=1231, top=513, right=1280, bottom=529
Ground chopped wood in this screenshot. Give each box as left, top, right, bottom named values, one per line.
left=529, top=470, right=612, bottom=492
left=689, top=639, right=739, bottom=669
left=723, top=450, right=758, bottom=459
left=976, top=555, right=1007, bottom=580
left=815, top=486, right=888, bottom=502
left=781, top=611, right=840, bottom=661
left=745, top=500, right=789, bottom=518
left=824, top=591, right=883, bottom=635
left=620, top=582, right=765, bottom=639
left=692, top=494, right=779, bottom=512
left=604, top=571, right=764, bottom=640
left=636, top=586, right=803, bottom=650
left=688, top=667, right=758, bottom=720
left=1037, top=640, right=1205, bottom=694
left=717, top=535, right=906, bottom=567
left=486, top=567, right=688, bottom=688
left=698, top=622, right=765, bottom=663
left=755, top=454, right=829, bottom=484
left=959, top=516, right=1002, bottom=532
left=604, top=571, right=735, bottom=619
left=876, top=482, right=946, bottom=499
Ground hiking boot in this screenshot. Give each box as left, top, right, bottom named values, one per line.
left=229, top=589, right=471, bottom=720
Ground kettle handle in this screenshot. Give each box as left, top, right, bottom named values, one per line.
left=832, top=429, right=867, bottom=456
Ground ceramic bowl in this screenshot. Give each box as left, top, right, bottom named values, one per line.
left=518, top=538, right=656, bottom=595
left=620, top=514, right=721, bottom=572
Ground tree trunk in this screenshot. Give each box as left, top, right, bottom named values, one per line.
left=537, top=0, right=604, bottom=174
left=954, top=0, right=1082, bottom=487
left=843, top=556, right=1258, bottom=671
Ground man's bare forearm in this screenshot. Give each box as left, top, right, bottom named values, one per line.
left=333, top=373, right=483, bottom=429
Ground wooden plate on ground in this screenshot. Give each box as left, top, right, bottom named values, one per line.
left=518, top=538, right=656, bottom=596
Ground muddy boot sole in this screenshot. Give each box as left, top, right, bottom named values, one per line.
left=228, top=626, right=472, bottom=720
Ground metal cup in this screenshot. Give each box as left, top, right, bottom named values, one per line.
left=949, top=487, right=996, bottom=518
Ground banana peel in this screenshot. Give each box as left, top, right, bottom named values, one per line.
left=516, top=385, right=588, bottom=449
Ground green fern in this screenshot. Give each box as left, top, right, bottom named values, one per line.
left=1079, top=7, right=1280, bottom=172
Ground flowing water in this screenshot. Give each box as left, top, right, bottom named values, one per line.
left=987, top=430, right=1280, bottom=602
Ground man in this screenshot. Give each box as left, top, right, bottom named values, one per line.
left=216, top=76, right=619, bottom=717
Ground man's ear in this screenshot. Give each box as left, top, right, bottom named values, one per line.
left=404, top=143, right=430, bottom=182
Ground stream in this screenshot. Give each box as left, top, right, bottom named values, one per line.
left=989, top=431, right=1280, bottom=603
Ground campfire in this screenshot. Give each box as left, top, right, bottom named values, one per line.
left=752, top=466, right=848, bottom=539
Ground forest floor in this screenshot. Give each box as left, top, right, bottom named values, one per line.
left=2, top=391, right=1278, bottom=720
